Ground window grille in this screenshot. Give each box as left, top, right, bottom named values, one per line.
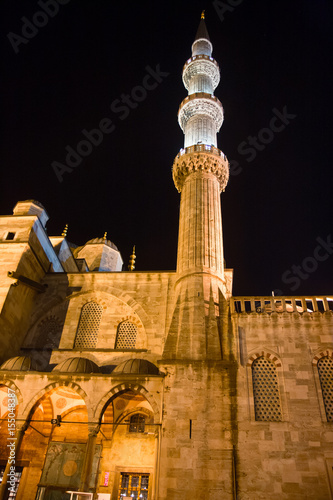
left=118, top=473, right=149, bottom=500
left=252, top=357, right=282, bottom=421
left=115, top=321, right=138, bottom=349
left=318, top=356, right=333, bottom=421
left=129, top=414, right=145, bottom=433
left=74, top=302, right=103, bottom=348
left=37, top=316, right=62, bottom=348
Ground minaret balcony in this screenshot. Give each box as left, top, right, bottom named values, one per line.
left=172, top=144, right=229, bottom=193
left=182, top=55, right=220, bottom=91
left=177, top=143, right=227, bottom=160
left=178, top=93, right=224, bottom=132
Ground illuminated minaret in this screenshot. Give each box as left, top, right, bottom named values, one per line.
left=164, top=13, right=231, bottom=361
left=172, top=11, right=229, bottom=284
left=161, top=17, right=235, bottom=494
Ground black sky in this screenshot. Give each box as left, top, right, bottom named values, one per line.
left=1, top=0, right=332, bottom=296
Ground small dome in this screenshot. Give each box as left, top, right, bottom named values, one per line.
left=53, top=357, right=100, bottom=374
left=112, top=359, right=159, bottom=375
left=1, top=356, right=39, bottom=371
left=85, top=238, right=118, bottom=251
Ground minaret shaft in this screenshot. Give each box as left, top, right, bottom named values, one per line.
left=184, top=115, right=217, bottom=148
left=177, top=172, right=224, bottom=280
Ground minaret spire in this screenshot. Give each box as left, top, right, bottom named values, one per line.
left=194, top=12, right=211, bottom=49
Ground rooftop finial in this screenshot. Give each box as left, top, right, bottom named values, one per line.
left=201, top=10, right=205, bottom=19
left=61, top=224, right=68, bottom=237
left=128, top=245, right=136, bottom=271
left=103, top=232, right=107, bottom=241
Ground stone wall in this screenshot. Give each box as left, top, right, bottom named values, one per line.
left=233, top=308, right=333, bottom=499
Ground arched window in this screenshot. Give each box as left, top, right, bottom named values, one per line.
left=36, top=316, right=62, bottom=349
left=317, top=356, right=333, bottom=421
left=252, top=357, right=282, bottom=421
left=115, top=321, right=138, bottom=349
left=74, top=302, right=103, bottom=348
left=129, top=414, right=145, bottom=433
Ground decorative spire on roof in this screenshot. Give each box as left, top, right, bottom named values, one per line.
left=128, top=245, right=136, bottom=271
left=103, top=232, right=107, bottom=241
left=201, top=10, right=205, bottom=19
left=61, top=224, right=68, bottom=237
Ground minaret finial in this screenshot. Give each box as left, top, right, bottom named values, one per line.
left=103, top=232, right=107, bottom=241
left=61, top=224, right=68, bottom=237
left=128, top=245, right=136, bottom=271
left=201, top=10, right=205, bottom=19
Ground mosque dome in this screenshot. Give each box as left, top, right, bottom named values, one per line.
left=112, top=359, right=159, bottom=375
left=85, top=237, right=118, bottom=251
left=0, top=356, right=39, bottom=371
left=53, top=357, right=100, bottom=374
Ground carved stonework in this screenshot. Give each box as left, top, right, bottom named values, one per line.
left=178, top=94, right=224, bottom=132
left=172, top=151, right=229, bottom=193
left=88, top=423, right=101, bottom=438
left=183, top=59, right=220, bottom=90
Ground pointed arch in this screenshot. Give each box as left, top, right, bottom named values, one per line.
left=68, top=286, right=151, bottom=341
left=247, top=349, right=282, bottom=367
left=312, top=348, right=333, bottom=366
left=0, top=381, right=23, bottom=405
left=20, top=381, right=88, bottom=421
left=94, top=383, right=160, bottom=424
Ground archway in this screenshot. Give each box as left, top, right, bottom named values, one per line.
left=5, top=385, right=97, bottom=500
left=97, top=389, right=157, bottom=499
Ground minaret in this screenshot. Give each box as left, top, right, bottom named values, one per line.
left=164, top=13, right=231, bottom=361
left=161, top=18, right=236, bottom=497
left=172, top=11, right=229, bottom=284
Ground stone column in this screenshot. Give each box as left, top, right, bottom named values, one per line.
left=173, top=151, right=229, bottom=283
left=0, top=422, right=27, bottom=500
left=79, top=423, right=100, bottom=492
left=152, top=427, right=161, bottom=500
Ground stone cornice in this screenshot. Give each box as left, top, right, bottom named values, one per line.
left=172, top=150, right=229, bottom=193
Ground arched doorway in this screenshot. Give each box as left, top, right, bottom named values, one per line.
left=12, top=385, right=95, bottom=500
left=97, top=389, right=157, bottom=499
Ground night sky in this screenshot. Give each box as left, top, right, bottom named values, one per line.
left=1, top=0, right=332, bottom=296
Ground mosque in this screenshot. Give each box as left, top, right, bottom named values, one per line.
left=0, top=13, right=332, bottom=500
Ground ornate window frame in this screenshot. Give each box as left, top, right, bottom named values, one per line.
left=114, top=320, right=139, bottom=350
left=74, top=301, right=103, bottom=349
left=246, top=350, right=287, bottom=422
left=312, top=349, right=333, bottom=423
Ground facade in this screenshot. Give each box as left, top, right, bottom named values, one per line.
left=0, top=14, right=332, bottom=500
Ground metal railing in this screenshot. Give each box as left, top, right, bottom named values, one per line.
left=231, top=296, right=333, bottom=314
left=183, top=54, right=219, bottom=71
left=176, top=144, right=227, bottom=160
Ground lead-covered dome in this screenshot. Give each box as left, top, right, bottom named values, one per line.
left=0, top=356, right=39, bottom=371
left=53, top=357, right=100, bottom=374
left=112, top=359, right=159, bottom=375
left=73, top=236, right=123, bottom=272
left=85, top=237, right=118, bottom=251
